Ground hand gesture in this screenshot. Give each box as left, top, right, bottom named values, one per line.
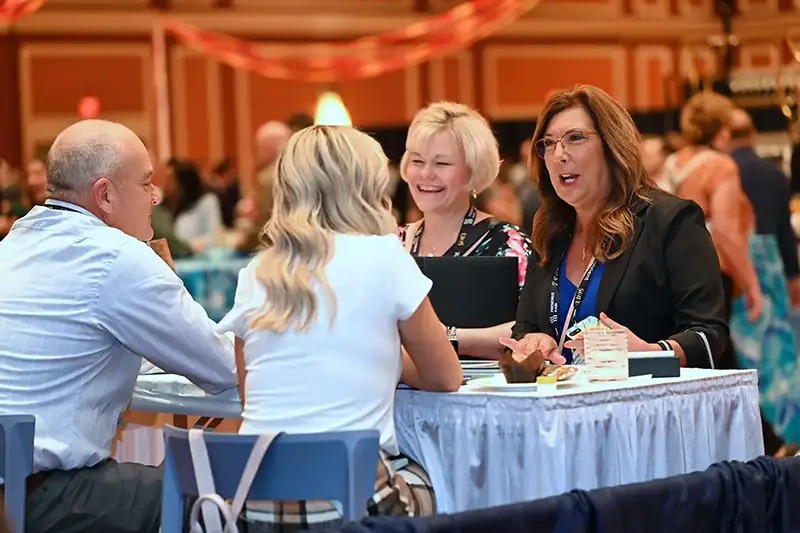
left=499, top=334, right=566, bottom=365
left=564, top=312, right=656, bottom=354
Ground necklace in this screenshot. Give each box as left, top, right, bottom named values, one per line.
left=582, top=248, right=586, bottom=261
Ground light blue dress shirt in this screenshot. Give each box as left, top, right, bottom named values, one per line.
left=0, top=200, right=236, bottom=472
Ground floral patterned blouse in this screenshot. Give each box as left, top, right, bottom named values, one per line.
left=398, top=219, right=533, bottom=288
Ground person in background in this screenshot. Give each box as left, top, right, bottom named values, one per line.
left=511, top=85, right=728, bottom=368
left=208, top=158, right=241, bottom=229
left=477, top=164, right=523, bottom=227
left=233, top=121, right=294, bottom=253
left=254, top=121, right=292, bottom=225
left=729, top=109, right=800, bottom=306
left=398, top=101, right=532, bottom=360
left=219, top=125, right=461, bottom=530
left=790, top=119, right=800, bottom=196
left=508, top=138, right=542, bottom=235
left=640, top=136, right=670, bottom=185
left=660, top=92, right=763, bottom=370
left=25, top=159, right=48, bottom=209
left=150, top=158, right=193, bottom=259
left=0, top=119, right=236, bottom=533
left=0, top=160, right=14, bottom=239
left=727, top=108, right=800, bottom=457
left=286, top=112, right=314, bottom=133
left=170, top=160, right=224, bottom=254
left=0, top=197, right=11, bottom=240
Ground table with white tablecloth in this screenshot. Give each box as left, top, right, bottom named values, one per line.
left=122, top=368, right=764, bottom=513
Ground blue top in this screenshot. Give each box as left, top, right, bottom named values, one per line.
left=557, top=258, right=605, bottom=363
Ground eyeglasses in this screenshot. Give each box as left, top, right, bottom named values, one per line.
left=534, top=129, right=599, bottom=159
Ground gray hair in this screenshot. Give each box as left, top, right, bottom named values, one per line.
left=46, top=136, right=123, bottom=196
left=256, top=120, right=291, bottom=141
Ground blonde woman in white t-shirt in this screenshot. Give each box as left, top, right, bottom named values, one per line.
left=219, top=125, right=462, bottom=531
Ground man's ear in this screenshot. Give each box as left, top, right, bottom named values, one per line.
left=92, top=177, right=113, bottom=216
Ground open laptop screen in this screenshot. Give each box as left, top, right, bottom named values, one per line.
left=413, top=256, right=519, bottom=329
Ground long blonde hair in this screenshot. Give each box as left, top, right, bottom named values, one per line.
left=250, top=126, right=397, bottom=333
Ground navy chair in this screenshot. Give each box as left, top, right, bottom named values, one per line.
left=161, top=425, right=380, bottom=532
left=0, top=415, right=35, bottom=533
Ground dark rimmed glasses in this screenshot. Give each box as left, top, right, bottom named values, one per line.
left=534, top=129, right=600, bottom=159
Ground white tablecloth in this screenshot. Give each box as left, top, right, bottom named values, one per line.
left=122, top=368, right=764, bottom=513
left=396, top=369, right=764, bottom=512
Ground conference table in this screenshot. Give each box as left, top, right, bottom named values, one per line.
left=122, top=368, right=764, bottom=513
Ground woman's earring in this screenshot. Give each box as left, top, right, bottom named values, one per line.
left=470, top=189, right=477, bottom=201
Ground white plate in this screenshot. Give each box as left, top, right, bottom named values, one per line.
left=464, top=373, right=538, bottom=392
left=460, top=361, right=498, bottom=368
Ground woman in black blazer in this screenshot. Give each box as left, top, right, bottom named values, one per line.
left=510, top=85, right=727, bottom=368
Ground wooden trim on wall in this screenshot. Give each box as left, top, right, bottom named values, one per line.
left=482, top=44, right=628, bottom=119
left=170, top=45, right=189, bottom=158
left=630, top=0, right=671, bottom=18
left=522, top=0, right=624, bottom=20
left=739, top=42, right=781, bottom=70
left=11, top=6, right=800, bottom=49
left=233, top=67, right=253, bottom=193
left=634, top=45, right=674, bottom=110
left=403, top=61, right=422, bottom=123
left=206, top=57, right=223, bottom=164
left=679, top=44, right=718, bottom=77
left=428, top=50, right=475, bottom=107
left=169, top=46, right=224, bottom=162
left=675, top=0, right=715, bottom=18
left=738, top=0, right=780, bottom=16
left=18, top=42, right=152, bottom=163
left=0, top=32, right=21, bottom=165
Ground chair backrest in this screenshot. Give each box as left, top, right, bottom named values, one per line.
left=161, top=425, right=380, bottom=532
left=0, top=415, right=35, bottom=533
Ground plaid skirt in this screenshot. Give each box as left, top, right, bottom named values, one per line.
left=239, top=452, right=435, bottom=532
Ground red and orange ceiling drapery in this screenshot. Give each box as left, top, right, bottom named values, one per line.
left=160, top=0, right=540, bottom=83
left=3, top=0, right=541, bottom=159
left=0, top=0, right=46, bottom=22
left=152, top=0, right=539, bottom=159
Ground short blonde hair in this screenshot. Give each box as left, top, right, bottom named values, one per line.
left=251, top=126, right=397, bottom=333
left=680, top=92, right=734, bottom=146
left=400, top=102, right=500, bottom=194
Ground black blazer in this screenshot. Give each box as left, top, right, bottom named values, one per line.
left=512, top=189, right=728, bottom=368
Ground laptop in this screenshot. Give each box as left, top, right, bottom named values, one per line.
left=413, top=256, right=520, bottom=329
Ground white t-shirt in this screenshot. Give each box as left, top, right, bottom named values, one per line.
left=218, top=233, right=431, bottom=454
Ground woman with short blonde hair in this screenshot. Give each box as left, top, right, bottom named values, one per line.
left=399, top=101, right=532, bottom=360
left=221, top=125, right=462, bottom=530
left=400, top=102, right=501, bottom=196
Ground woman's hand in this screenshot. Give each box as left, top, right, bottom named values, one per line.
left=564, top=312, right=659, bottom=354
left=744, top=282, right=763, bottom=322
left=499, top=334, right=566, bottom=365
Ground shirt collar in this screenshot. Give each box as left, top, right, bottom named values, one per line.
left=44, top=199, right=102, bottom=221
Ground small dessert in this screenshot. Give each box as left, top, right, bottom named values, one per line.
left=499, top=349, right=546, bottom=383
left=540, top=365, right=577, bottom=381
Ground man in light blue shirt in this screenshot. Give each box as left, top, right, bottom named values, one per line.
left=0, top=120, right=237, bottom=532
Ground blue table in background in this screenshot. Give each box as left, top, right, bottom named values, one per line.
left=175, top=256, right=251, bottom=321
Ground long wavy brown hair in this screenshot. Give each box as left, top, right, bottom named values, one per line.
left=529, top=85, right=656, bottom=264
